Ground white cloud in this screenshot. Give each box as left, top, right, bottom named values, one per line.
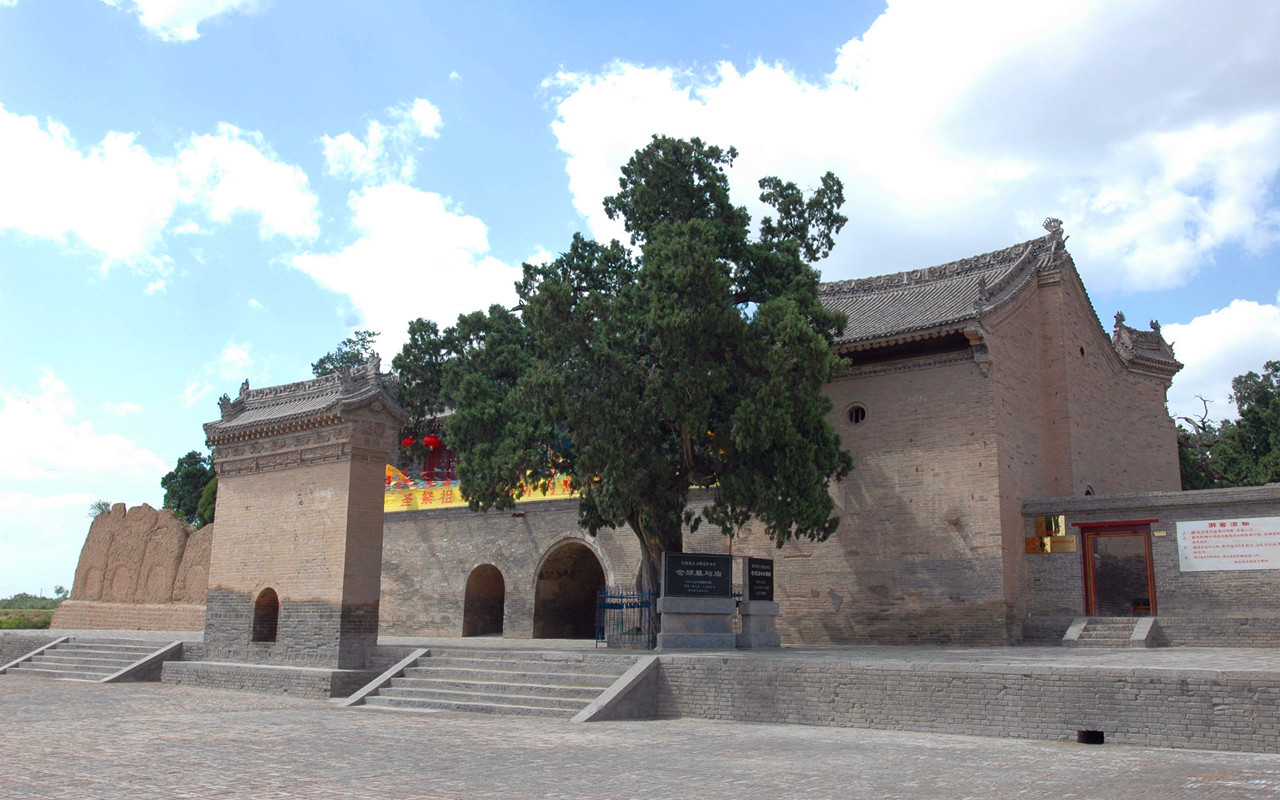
left=544, top=1, right=1280, bottom=290
left=102, top=401, right=144, bottom=417
left=215, top=340, right=255, bottom=381
left=100, top=0, right=261, bottom=42
left=0, top=368, right=168, bottom=481
left=0, top=491, right=98, bottom=596
left=179, top=124, right=319, bottom=240
left=179, top=339, right=258, bottom=408
left=248, top=298, right=265, bottom=310
left=291, top=182, right=520, bottom=361
left=322, top=98, right=444, bottom=185
left=180, top=380, right=212, bottom=408
left=0, top=105, right=318, bottom=272
left=1164, top=295, right=1280, bottom=425
left=144, top=279, right=166, bottom=294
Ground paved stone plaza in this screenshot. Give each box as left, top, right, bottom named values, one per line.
left=3, top=672, right=1279, bottom=800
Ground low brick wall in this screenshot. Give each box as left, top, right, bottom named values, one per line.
left=51, top=601, right=205, bottom=632
left=161, top=660, right=378, bottom=699
left=0, top=632, right=62, bottom=665
left=653, top=655, right=1280, bottom=753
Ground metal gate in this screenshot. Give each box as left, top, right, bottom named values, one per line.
left=595, top=586, right=656, bottom=649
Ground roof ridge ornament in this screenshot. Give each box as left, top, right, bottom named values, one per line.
left=1043, top=217, right=1063, bottom=234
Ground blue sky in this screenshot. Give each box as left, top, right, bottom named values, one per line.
left=2, top=0, right=1279, bottom=596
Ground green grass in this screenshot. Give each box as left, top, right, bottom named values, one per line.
left=0, top=609, right=54, bottom=629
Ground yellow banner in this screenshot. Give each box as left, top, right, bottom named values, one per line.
left=384, top=471, right=578, bottom=513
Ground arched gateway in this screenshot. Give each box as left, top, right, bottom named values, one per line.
left=532, top=541, right=604, bottom=639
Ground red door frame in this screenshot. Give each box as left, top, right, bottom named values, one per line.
left=1074, top=519, right=1158, bottom=617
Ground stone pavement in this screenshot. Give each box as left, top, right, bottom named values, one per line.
left=3, top=672, right=1279, bottom=800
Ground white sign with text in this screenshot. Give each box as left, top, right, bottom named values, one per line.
left=1177, top=516, right=1280, bottom=571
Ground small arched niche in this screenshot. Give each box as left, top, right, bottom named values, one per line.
left=251, top=587, right=280, bottom=643
left=463, top=564, right=505, bottom=637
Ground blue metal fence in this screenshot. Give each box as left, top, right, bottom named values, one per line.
left=595, top=585, right=657, bottom=649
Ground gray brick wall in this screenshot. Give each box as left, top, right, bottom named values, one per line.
left=654, top=656, right=1280, bottom=753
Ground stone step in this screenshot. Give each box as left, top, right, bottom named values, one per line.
left=6, top=665, right=107, bottom=681
left=427, top=648, right=634, bottom=666
left=362, top=694, right=572, bottom=717
left=14, top=660, right=117, bottom=675
left=389, top=676, right=601, bottom=699
left=378, top=686, right=587, bottom=711
left=33, top=653, right=139, bottom=667
left=420, top=655, right=630, bottom=674
left=65, top=639, right=159, bottom=651
left=402, top=665, right=621, bottom=687
left=1079, top=630, right=1131, bottom=640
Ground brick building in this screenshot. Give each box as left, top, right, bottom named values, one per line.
left=380, top=219, right=1189, bottom=645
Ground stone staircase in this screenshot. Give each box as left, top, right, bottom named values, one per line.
left=359, top=648, right=637, bottom=717
left=1, top=637, right=172, bottom=681
left=1062, top=617, right=1159, bottom=648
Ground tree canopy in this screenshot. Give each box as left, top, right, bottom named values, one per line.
left=312, top=330, right=380, bottom=377
left=1179, top=359, right=1280, bottom=489
left=438, top=135, right=851, bottom=592
left=161, top=450, right=215, bottom=527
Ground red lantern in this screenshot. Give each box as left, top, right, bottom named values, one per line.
left=422, top=434, right=442, bottom=448
left=400, top=437, right=414, bottom=448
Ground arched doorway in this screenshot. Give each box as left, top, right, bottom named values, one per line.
left=252, top=587, right=279, bottom=642
left=463, top=564, right=505, bottom=636
left=533, top=542, right=605, bottom=639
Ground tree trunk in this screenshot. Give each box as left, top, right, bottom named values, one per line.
left=627, top=513, right=682, bottom=636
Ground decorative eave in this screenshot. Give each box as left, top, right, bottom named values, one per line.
left=203, top=357, right=409, bottom=446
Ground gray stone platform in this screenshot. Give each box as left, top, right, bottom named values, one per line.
left=3, top=674, right=1279, bottom=799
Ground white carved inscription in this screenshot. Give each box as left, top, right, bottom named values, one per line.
left=1177, top=517, right=1280, bottom=572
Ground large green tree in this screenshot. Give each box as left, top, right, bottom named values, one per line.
left=161, top=450, right=215, bottom=527
left=312, top=330, right=380, bottom=377
left=1177, top=359, right=1280, bottom=489
left=442, top=135, right=851, bottom=593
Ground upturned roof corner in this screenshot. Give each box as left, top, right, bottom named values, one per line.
left=1111, top=311, right=1183, bottom=379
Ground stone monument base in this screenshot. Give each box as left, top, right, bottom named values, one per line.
left=656, top=596, right=737, bottom=649
left=736, top=600, right=781, bottom=648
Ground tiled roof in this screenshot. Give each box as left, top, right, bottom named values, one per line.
left=204, top=358, right=405, bottom=441
left=818, top=225, right=1059, bottom=349
left=1112, top=314, right=1183, bottom=376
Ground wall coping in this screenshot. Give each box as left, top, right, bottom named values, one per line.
left=1023, top=484, right=1280, bottom=516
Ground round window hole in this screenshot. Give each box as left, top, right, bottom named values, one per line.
left=848, top=405, right=867, bottom=425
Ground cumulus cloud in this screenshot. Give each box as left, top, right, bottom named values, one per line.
left=100, top=0, right=261, bottom=42
left=102, top=401, right=144, bottom=417
left=179, top=124, right=320, bottom=240
left=322, top=99, right=444, bottom=185
left=1163, top=295, right=1280, bottom=425
left=0, top=369, right=168, bottom=481
left=144, top=280, right=166, bottom=295
left=179, top=339, right=259, bottom=407
left=0, top=105, right=318, bottom=272
left=544, top=1, right=1280, bottom=290
left=0, top=490, right=100, bottom=594
left=215, top=340, right=255, bottom=381
left=291, top=182, right=520, bottom=361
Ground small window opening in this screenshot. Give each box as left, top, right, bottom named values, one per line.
left=1084, top=485, right=1095, bottom=496
left=847, top=404, right=867, bottom=425
left=252, top=587, right=279, bottom=643
left=1077, top=730, right=1105, bottom=745
left=1079, top=346, right=1085, bottom=357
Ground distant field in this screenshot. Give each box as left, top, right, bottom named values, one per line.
left=0, top=609, right=54, bottom=629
